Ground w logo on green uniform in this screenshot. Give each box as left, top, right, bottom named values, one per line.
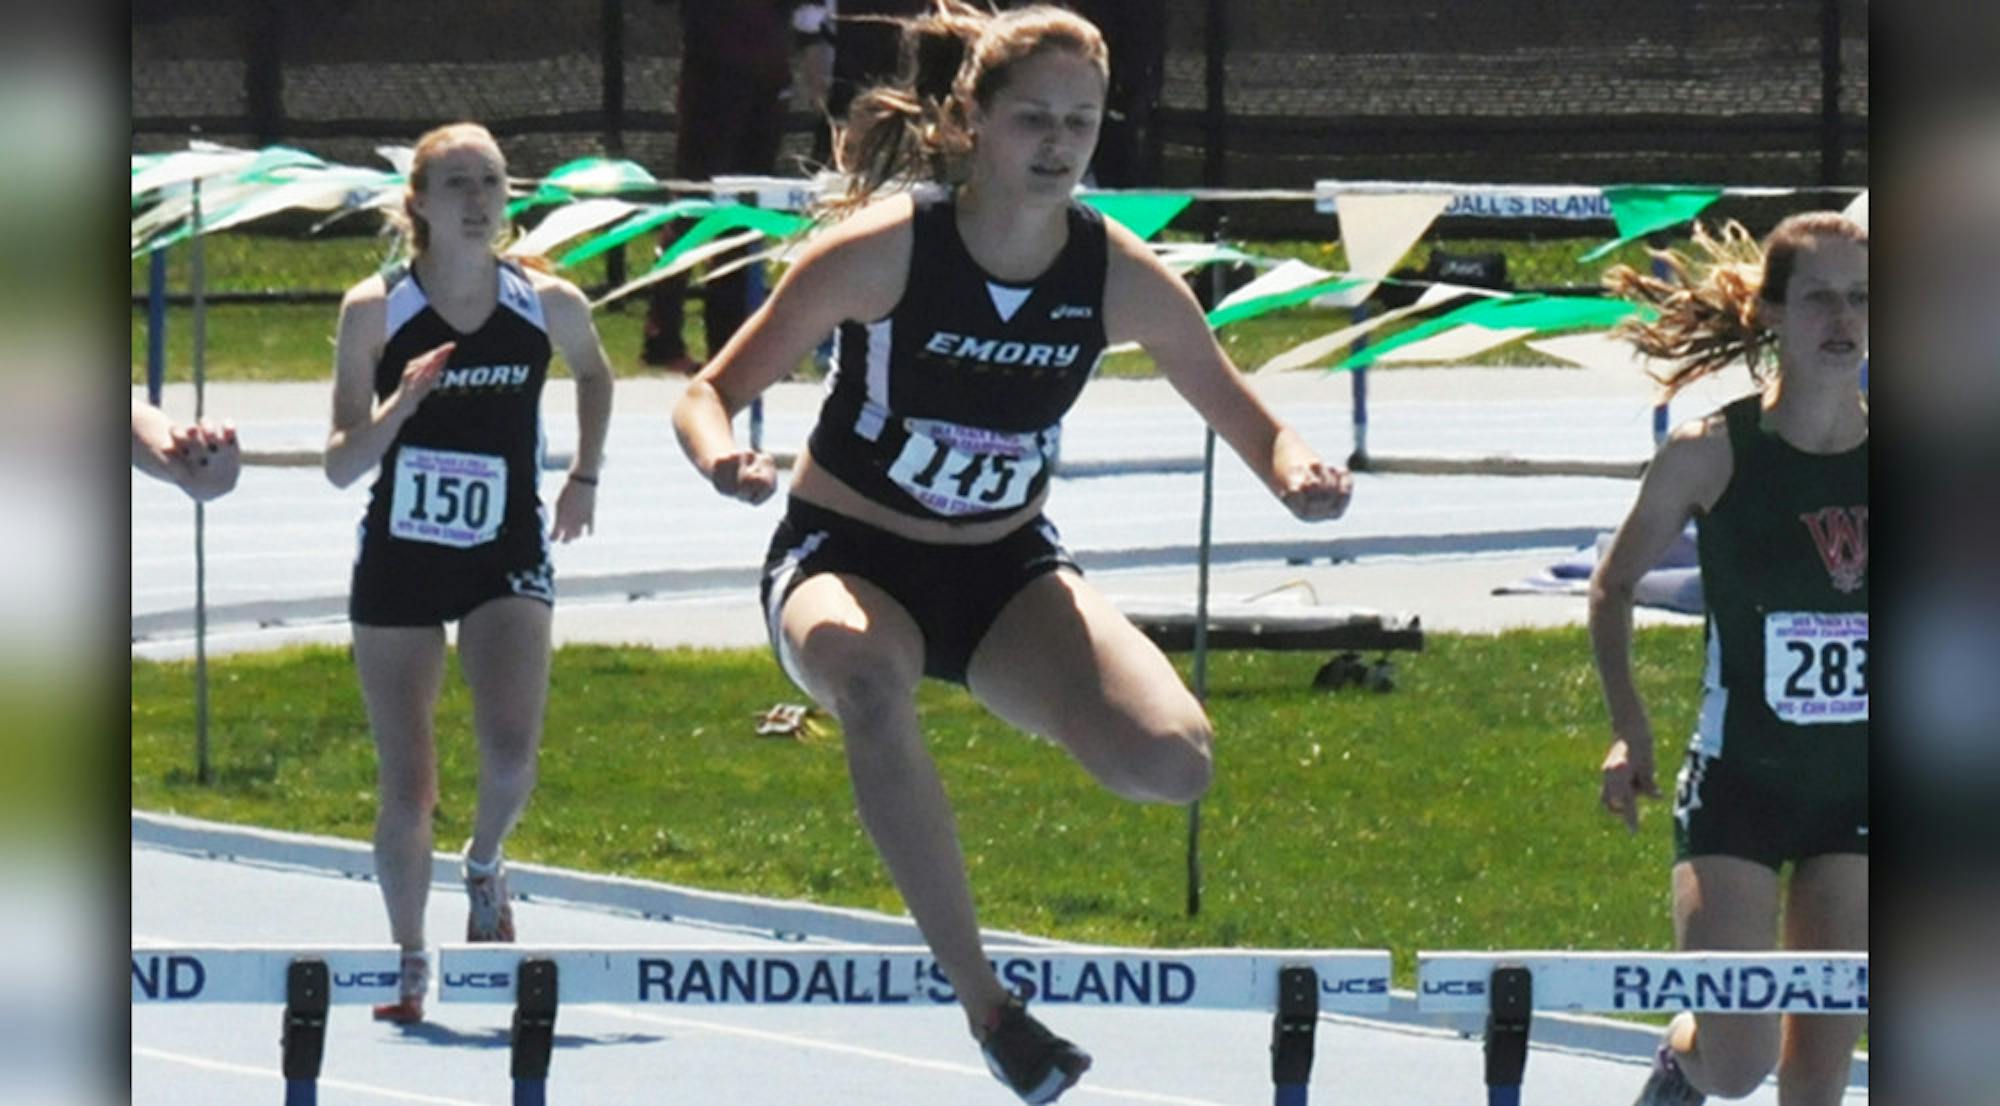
left=1800, top=507, right=1868, bottom=594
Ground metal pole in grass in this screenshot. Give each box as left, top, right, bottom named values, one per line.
left=1349, top=304, right=1371, bottom=469
left=1187, top=427, right=1215, bottom=918
left=146, top=248, right=167, bottom=405
left=191, top=172, right=212, bottom=785
left=1650, top=248, right=1671, bottom=446
left=1186, top=213, right=1228, bottom=918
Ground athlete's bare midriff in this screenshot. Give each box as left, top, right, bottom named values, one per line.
left=789, top=445, right=1050, bottom=545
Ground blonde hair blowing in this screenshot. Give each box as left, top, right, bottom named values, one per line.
left=1606, top=211, right=1867, bottom=397
left=824, top=1, right=1107, bottom=220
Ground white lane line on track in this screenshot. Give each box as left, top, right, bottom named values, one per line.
left=592, top=1005, right=1236, bottom=1106
left=131, top=1046, right=490, bottom=1105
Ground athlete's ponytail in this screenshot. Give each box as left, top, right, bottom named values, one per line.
left=823, top=1, right=1106, bottom=220
left=1606, top=212, right=1866, bottom=397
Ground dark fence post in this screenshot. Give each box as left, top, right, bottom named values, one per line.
left=1203, top=0, right=1227, bottom=190
left=603, top=0, right=629, bottom=292
left=246, top=1, right=284, bottom=146
left=1819, top=0, right=1843, bottom=186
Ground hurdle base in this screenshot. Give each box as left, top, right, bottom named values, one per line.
left=511, top=957, right=560, bottom=1105
left=280, top=958, right=330, bottom=1106
left=1484, top=966, right=1533, bottom=1104
left=1125, top=604, right=1424, bottom=654
left=1269, top=966, right=1319, bottom=1106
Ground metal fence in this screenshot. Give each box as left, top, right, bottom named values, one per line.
left=132, top=0, right=1867, bottom=241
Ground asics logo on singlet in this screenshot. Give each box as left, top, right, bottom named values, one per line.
left=437, top=363, right=533, bottom=391
left=1048, top=304, right=1094, bottom=319
left=922, top=331, right=1081, bottom=368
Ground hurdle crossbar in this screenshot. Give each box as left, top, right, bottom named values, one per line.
left=131, top=948, right=400, bottom=1106
left=1421, top=951, right=1866, bottom=1106
left=444, top=945, right=1385, bottom=1106
left=437, top=944, right=1391, bottom=1011
left=131, top=944, right=406, bottom=1004
left=1417, top=951, right=1868, bottom=1016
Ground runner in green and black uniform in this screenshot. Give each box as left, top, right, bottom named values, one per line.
left=1589, top=212, right=1867, bottom=1106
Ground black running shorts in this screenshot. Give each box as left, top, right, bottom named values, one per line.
left=759, top=497, right=1079, bottom=685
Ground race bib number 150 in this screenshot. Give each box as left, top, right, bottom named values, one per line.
left=1763, top=611, right=1868, bottom=725
left=390, top=446, right=506, bottom=548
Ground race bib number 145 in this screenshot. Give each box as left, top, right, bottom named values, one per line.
left=886, top=419, right=1048, bottom=516
left=1763, top=611, right=1868, bottom=725
left=390, top=446, right=506, bottom=548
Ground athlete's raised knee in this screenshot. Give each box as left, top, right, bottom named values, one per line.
left=1093, top=714, right=1211, bottom=804
left=794, top=644, right=914, bottom=733
left=1144, top=720, right=1213, bottom=804
left=1704, top=1062, right=1775, bottom=1099
left=1694, top=1028, right=1779, bottom=1099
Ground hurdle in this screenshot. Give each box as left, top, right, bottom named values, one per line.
left=1416, top=951, right=1868, bottom=1106
left=435, top=944, right=1391, bottom=1106
left=131, top=944, right=408, bottom=1106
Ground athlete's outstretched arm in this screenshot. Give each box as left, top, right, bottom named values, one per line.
left=1589, top=415, right=1730, bottom=832
left=672, top=200, right=909, bottom=504
left=540, top=276, right=615, bottom=540
left=323, top=278, right=453, bottom=488
left=1102, top=221, right=1351, bottom=521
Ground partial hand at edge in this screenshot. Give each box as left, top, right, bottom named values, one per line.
left=710, top=450, right=779, bottom=506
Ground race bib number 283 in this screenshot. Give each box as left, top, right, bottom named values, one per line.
left=1763, top=611, right=1868, bottom=725
left=390, top=446, right=506, bottom=548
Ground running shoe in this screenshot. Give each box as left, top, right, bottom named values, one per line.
left=462, top=844, right=516, bottom=943
left=1633, top=1041, right=1706, bottom=1105
left=976, top=993, right=1092, bottom=1104
left=371, top=951, right=428, bottom=1024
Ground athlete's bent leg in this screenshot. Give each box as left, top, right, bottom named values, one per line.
left=781, top=573, right=1015, bottom=1028
left=1670, top=855, right=1785, bottom=1098
left=1777, top=854, right=1867, bottom=1106
left=457, top=596, right=553, bottom=865
left=354, top=624, right=448, bottom=952
left=969, top=570, right=1212, bottom=805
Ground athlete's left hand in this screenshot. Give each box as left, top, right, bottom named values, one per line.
left=550, top=474, right=596, bottom=541
left=167, top=418, right=241, bottom=502
left=1279, top=460, right=1352, bottom=521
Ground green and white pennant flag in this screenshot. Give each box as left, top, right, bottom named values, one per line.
left=506, top=198, right=642, bottom=260
left=1328, top=191, right=1454, bottom=304
left=1579, top=185, right=1724, bottom=262
left=508, top=157, right=659, bottom=217
left=1337, top=293, right=1652, bottom=369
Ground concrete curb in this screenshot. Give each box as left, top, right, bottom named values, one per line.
left=131, top=809, right=1040, bottom=948
left=129, top=528, right=1605, bottom=643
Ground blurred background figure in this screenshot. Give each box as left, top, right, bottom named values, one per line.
left=1880, top=98, right=2000, bottom=1106
left=812, top=1, right=1163, bottom=188
left=1065, top=0, right=1164, bottom=187
left=642, top=0, right=812, bottom=373
left=816, top=0, right=928, bottom=170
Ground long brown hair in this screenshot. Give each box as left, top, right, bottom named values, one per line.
left=1605, top=212, right=1868, bottom=397
left=825, top=1, right=1107, bottom=219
